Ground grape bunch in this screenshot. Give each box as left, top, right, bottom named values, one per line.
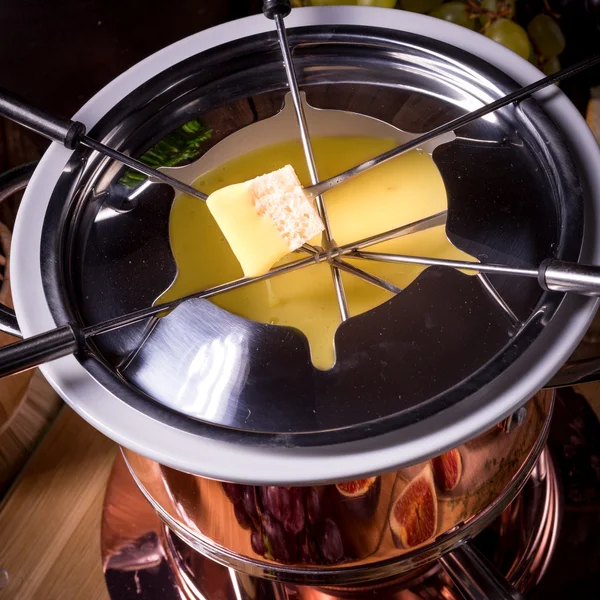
left=291, top=1, right=567, bottom=74
left=221, top=482, right=346, bottom=565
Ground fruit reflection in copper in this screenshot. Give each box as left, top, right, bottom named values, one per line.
left=315, top=518, right=345, bottom=563
left=260, top=487, right=306, bottom=535
left=222, top=482, right=260, bottom=530
left=335, top=476, right=381, bottom=519
left=221, top=483, right=347, bottom=566
left=432, top=449, right=463, bottom=492
left=390, top=465, right=438, bottom=549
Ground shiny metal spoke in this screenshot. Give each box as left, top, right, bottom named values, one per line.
left=304, top=54, right=600, bottom=199
left=85, top=212, right=447, bottom=338
left=333, top=259, right=402, bottom=295
left=272, top=12, right=349, bottom=322
left=297, top=243, right=321, bottom=255
left=331, top=267, right=350, bottom=320
left=477, top=274, right=521, bottom=325
left=341, top=212, right=447, bottom=253
left=351, top=251, right=539, bottom=278
left=81, top=137, right=208, bottom=202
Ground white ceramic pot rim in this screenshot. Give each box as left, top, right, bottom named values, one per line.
left=11, top=7, right=600, bottom=485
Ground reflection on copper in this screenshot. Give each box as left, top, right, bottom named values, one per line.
left=102, top=446, right=560, bottom=600
left=119, top=391, right=553, bottom=581
left=101, top=452, right=164, bottom=573
left=389, top=465, right=438, bottom=550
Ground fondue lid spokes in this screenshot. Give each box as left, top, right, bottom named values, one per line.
left=9, top=7, right=600, bottom=483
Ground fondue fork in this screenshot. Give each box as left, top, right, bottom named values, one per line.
left=2, top=48, right=597, bottom=210
left=352, top=251, right=600, bottom=298
left=264, top=0, right=350, bottom=322
left=0, top=211, right=446, bottom=378
left=4, top=206, right=600, bottom=379
left=0, top=87, right=210, bottom=203
left=303, top=53, right=600, bottom=199
left=0, top=88, right=390, bottom=297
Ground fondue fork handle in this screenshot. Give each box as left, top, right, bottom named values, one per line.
left=440, top=542, right=527, bottom=600
left=263, top=0, right=292, bottom=18
left=305, top=54, right=600, bottom=198
left=0, top=87, right=85, bottom=149
left=0, top=324, right=80, bottom=378
left=0, top=88, right=208, bottom=202
left=0, top=163, right=86, bottom=376
left=539, top=259, right=600, bottom=296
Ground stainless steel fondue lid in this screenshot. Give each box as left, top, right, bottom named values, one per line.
left=4, top=7, right=600, bottom=483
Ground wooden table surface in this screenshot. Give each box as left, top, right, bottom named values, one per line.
left=0, top=407, right=116, bottom=600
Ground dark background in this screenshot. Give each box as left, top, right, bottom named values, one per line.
left=0, top=0, right=261, bottom=187
left=0, top=0, right=597, bottom=159
left=0, top=1, right=265, bottom=119
left=0, top=0, right=596, bottom=222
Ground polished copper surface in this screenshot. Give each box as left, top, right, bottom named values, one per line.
left=102, top=443, right=560, bottom=599
left=120, top=391, right=553, bottom=584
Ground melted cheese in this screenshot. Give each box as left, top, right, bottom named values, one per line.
left=158, top=136, right=475, bottom=370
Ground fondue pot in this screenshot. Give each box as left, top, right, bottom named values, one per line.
left=1, top=4, right=599, bottom=598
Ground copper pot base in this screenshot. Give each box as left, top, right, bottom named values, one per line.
left=102, top=449, right=560, bottom=599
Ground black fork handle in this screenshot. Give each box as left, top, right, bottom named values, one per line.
left=0, top=162, right=83, bottom=376
left=0, top=87, right=86, bottom=150
left=0, top=324, right=81, bottom=378
left=263, top=0, right=292, bottom=19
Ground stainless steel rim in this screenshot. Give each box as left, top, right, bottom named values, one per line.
left=11, top=7, right=600, bottom=483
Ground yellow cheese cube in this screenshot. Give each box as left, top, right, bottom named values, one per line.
left=206, top=165, right=324, bottom=277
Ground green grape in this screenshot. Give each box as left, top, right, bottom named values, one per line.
left=479, top=0, right=515, bottom=27
left=429, top=2, right=475, bottom=30
left=308, top=0, right=397, bottom=6
left=400, top=0, right=442, bottom=13
left=479, top=0, right=497, bottom=26
left=542, top=55, right=561, bottom=76
left=485, top=18, right=531, bottom=59
left=527, top=14, right=566, bottom=60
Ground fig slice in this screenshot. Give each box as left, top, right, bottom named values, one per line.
left=335, top=476, right=381, bottom=518
left=390, top=465, right=438, bottom=549
left=335, top=477, right=378, bottom=498
left=432, top=449, right=463, bottom=491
